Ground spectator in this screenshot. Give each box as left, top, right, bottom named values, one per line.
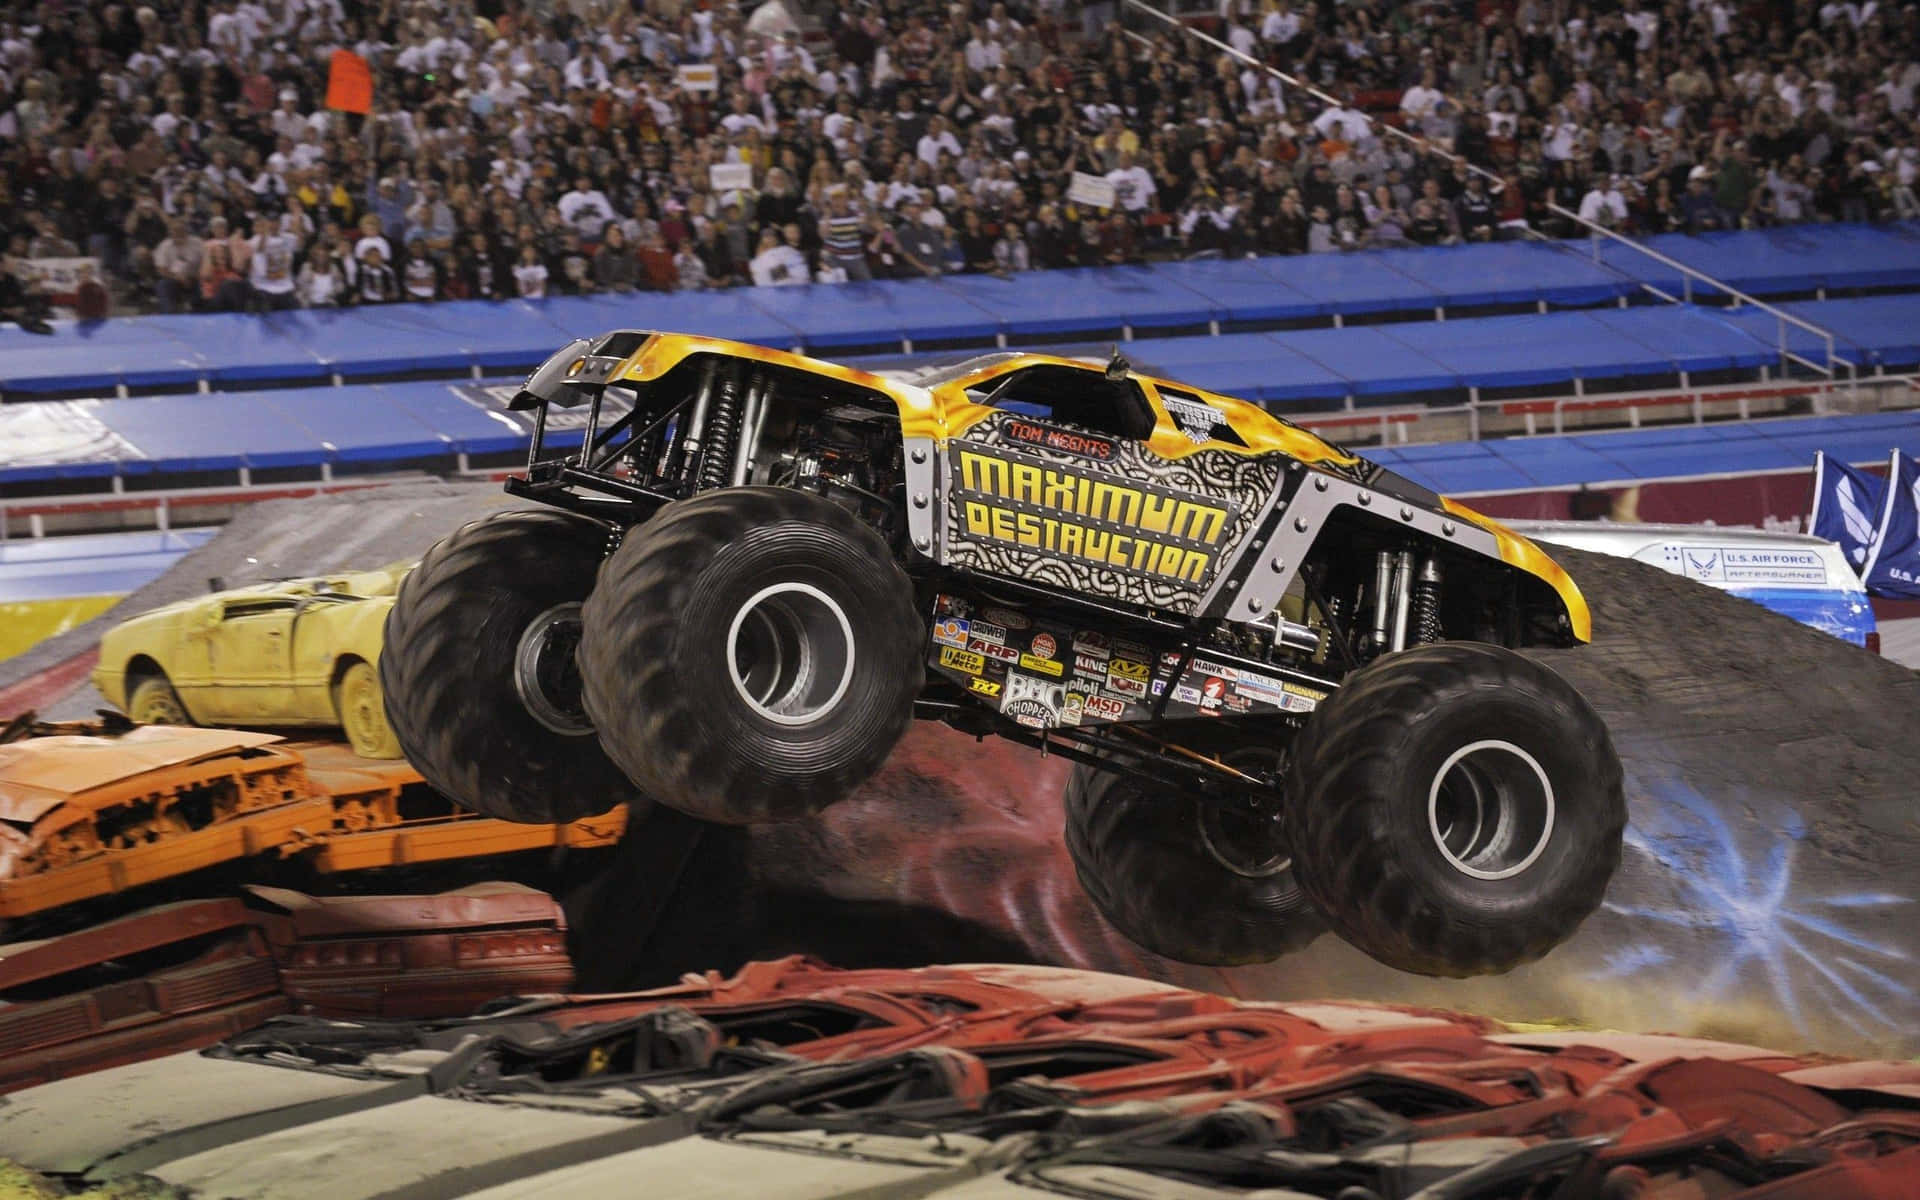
left=246, top=213, right=297, bottom=312
left=295, top=241, right=350, bottom=308
left=0, top=0, right=1907, bottom=324
left=593, top=223, right=638, bottom=293
left=513, top=244, right=550, bottom=300
left=820, top=191, right=870, bottom=282
left=894, top=200, right=947, bottom=278
left=152, top=218, right=203, bottom=314
left=354, top=244, right=398, bottom=305
left=1578, top=175, right=1631, bottom=230
left=748, top=226, right=808, bottom=287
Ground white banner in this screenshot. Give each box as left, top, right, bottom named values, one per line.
left=21, top=256, right=101, bottom=303
left=1067, top=172, right=1116, bottom=210
left=0, top=399, right=141, bottom=467
left=709, top=161, right=754, bottom=192
left=677, top=64, right=718, bottom=93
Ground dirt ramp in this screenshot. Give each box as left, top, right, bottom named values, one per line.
left=1, top=481, right=523, bottom=718
left=1210, top=545, right=1920, bottom=1059
left=726, top=545, right=1920, bottom=1060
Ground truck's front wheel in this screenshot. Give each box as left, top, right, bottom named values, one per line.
left=381, top=510, right=643, bottom=823
left=1283, top=642, right=1624, bottom=978
left=579, top=487, right=923, bottom=824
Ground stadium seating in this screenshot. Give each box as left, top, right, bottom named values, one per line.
left=3, top=225, right=1912, bottom=399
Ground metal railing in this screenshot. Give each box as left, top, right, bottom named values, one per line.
left=1118, top=0, right=1507, bottom=193
left=1542, top=203, right=1857, bottom=397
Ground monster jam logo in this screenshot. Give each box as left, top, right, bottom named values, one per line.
left=953, top=448, right=1237, bottom=586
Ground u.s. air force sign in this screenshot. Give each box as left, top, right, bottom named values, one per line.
left=947, top=444, right=1242, bottom=607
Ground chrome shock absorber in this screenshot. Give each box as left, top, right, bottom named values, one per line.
left=1412, top=555, right=1444, bottom=644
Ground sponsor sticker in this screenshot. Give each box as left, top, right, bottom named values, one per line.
left=1172, top=684, right=1202, bottom=704
left=1005, top=417, right=1117, bottom=461
left=1108, top=658, right=1150, bottom=682
left=1284, top=681, right=1329, bottom=702
left=972, top=639, right=1020, bottom=663
left=1002, top=673, right=1065, bottom=729
left=1106, top=672, right=1148, bottom=699
left=1116, top=641, right=1153, bottom=662
left=969, top=620, right=1009, bottom=645
left=932, top=617, right=970, bottom=649
left=1075, top=632, right=1112, bottom=659
left=1030, top=632, right=1057, bottom=660
left=981, top=606, right=1031, bottom=630
left=1073, top=653, right=1106, bottom=676
left=1019, top=653, right=1064, bottom=676
left=940, top=646, right=985, bottom=675
left=1061, top=692, right=1086, bottom=725
left=969, top=676, right=1003, bottom=698
left=1084, top=694, right=1127, bottom=721
left=1190, top=658, right=1234, bottom=680
left=1151, top=679, right=1167, bottom=697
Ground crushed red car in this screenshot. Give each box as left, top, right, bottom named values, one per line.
left=0, top=882, right=571, bottom=1094
left=0, top=958, right=1913, bottom=1198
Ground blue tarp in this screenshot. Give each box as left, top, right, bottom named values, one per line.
left=2, top=225, right=1912, bottom=395
left=1595, top=221, right=1920, bottom=297
left=1374, top=411, right=1920, bottom=496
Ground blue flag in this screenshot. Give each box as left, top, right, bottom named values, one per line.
left=1808, top=450, right=1886, bottom=574
left=1862, top=449, right=1920, bottom=598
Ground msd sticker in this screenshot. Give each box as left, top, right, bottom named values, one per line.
left=932, top=617, right=970, bottom=649
left=1083, top=694, right=1127, bottom=721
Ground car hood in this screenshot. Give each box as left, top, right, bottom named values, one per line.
left=0, top=726, right=286, bottom=825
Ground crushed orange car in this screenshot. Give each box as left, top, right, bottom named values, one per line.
left=0, top=717, right=625, bottom=922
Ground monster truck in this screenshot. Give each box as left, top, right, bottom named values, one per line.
left=381, top=331, right=1624, bottom=978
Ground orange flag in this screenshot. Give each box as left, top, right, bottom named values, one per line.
left=325, top=49, right=373, bottom=114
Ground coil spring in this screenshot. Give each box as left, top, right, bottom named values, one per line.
left=1412, top=577, right=1443, bottom=644
left=698, top=377, right=742, bottom=491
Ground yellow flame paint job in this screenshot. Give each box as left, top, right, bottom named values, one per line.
left=598, top=333, right=1585, bottom=637
left=1441, top=498, right=1593, bottom=643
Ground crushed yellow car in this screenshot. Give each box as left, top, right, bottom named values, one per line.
left=91, top=564, right=411, bottom=758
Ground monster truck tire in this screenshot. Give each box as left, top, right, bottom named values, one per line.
left=579, top=487, right=922, bottom=824
left=1284, top=642, right=1624, bottom=978
left=1064, top=744, right=1325, bottom=965
left=380, top=509, right=643, bottom=824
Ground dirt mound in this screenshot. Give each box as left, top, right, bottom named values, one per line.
left=708, top=544, right=1920, bottom=1060
left=0, top=480, right=523, bottom=718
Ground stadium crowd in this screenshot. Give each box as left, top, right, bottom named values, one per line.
left=0, top=0, right=1915, bottom=320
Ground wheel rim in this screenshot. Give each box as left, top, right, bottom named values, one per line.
left=1196, top=747, right=1291, bottom=878
left=341, top=668, right=387, bottom=750
left=1427, top=739, right=1556, bottom=881
left=725, top=582, right=856, bottom=726
left=514, top=602, right=594, bottom=736
left=133, top=687, right=186, bottom=725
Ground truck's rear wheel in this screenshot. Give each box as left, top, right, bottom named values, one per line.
left=1284, top=642, right=1624, bottom=978
left=1063, top=741, right=1324, bottom=965
left=381, top=510, right=643, bottom=823
left=578, top=487, right=922, bottom=824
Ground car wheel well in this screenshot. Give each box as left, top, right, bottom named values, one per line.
left=330, top=654, right=370, bottom=694
left=124, top=654, right=168, bottom=685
